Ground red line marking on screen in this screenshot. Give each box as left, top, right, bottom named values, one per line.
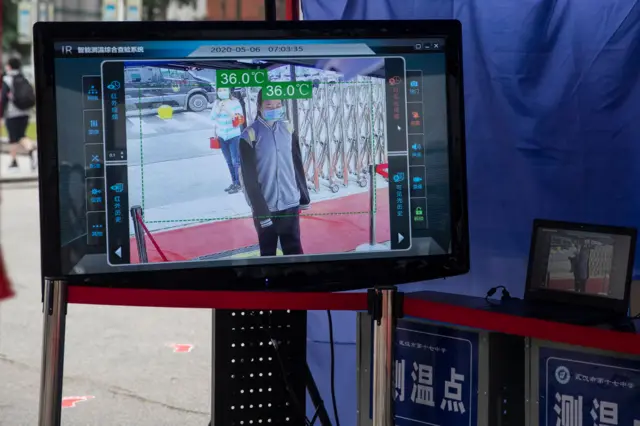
left=62, top=396, right=95, bottom=408
left=169, top=343, right=194, bottom=353
left=375, top=163, right=389, bottom=179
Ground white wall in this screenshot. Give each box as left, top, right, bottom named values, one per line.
left=52, top=0, right=102, bottom=21
left=166, top=0, right=207, bottom=20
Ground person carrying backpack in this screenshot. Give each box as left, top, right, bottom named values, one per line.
left=1, top=57, right=37, bottom=172
left=239, top=89, right=310, bottom=256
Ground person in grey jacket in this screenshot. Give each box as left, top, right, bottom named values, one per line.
left=569, top=239, right=591, bottom=293
left=239, top=90, right=310, bottom=256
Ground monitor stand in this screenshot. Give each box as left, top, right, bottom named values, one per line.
left=38, top=279, right=67, bottom=426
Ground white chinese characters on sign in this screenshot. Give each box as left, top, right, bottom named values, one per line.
left=410, top=362, right=434, bottom=407
left=575, top=374, right=636, bottom=389
left=590, top=399, right=618, bottom=426
left=398, top=340, right=447, bottom=353
left=395, top=360, right=405, bottom=402
left=554, top=393, right=583, bottom=426
left=394, top=359, right=466, bottom=415
left=440, top=368, right=466, bottom=414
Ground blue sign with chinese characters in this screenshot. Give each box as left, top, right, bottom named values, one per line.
left=393, top=319, right=479, bottom=426
left=539, top=347, right=640, bottom=426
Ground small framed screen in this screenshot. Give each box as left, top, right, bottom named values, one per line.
left=526, top=219, right=637, bottom=311
left=34, top=20, right=469, bottom=291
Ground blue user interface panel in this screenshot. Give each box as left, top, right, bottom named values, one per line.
left=53, top=39, right=452, bottom=274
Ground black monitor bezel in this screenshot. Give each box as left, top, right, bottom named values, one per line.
left=526, top=218, right=637, bottom=313
left=34, top=19, right=469, bottom=292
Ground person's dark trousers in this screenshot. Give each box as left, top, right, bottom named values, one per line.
left=575, top=279, right=587, bottom=293
left=253, top=207, right=303, bottom=256
left=220, top=136, right=241, bottom=185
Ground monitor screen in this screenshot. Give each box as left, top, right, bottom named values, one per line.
left=35, top=21, right=469, bottom=290
left=528, top=227, right=633, bottom=300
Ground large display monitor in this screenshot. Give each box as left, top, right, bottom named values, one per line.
left=34, top=20, right=469, bottom=291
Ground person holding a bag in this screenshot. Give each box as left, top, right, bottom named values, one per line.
left=1, top=57, right=37, bottom=172
left=210, top=87, right=245, bottom=194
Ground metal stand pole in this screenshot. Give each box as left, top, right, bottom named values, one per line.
left=368, top=287, right=403, bottom=426
left=117, top=0, right=126, bottom=21
left=209, top=309, right=216, bottom=426
left=265, top=0, right=277, bottom=22
left=38, top=279, right=68, bottom=426
left=369, top=164, right=376, bottom=245
left=131, top=205, right=148, bottom=263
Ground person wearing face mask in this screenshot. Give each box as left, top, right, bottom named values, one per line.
left=239, top=90, right=310, bottom=256
left=211, top=87, right=245, bottom=194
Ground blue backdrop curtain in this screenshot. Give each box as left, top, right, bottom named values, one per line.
left=302, top=1, right=640, bottom=425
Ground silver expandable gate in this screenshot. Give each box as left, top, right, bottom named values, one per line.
left=296, top=76, right=387, bottom=194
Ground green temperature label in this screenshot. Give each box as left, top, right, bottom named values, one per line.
left=216, top=69, right=268, bottom=88
left=262, top=82, right=313, bottom=100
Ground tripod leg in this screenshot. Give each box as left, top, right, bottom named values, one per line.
left=305, top=361, right=333, bottom=426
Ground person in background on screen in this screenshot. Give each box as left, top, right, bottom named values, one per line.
left=211, top=87, right=245, bottom=194
left=239, top=90, right=310, bottom=256
left=1, top=57, right=37, bottom=172
left=569, top=238, right=591, bottom=293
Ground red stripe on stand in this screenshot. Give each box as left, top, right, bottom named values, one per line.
left=68, top=287, right=369, bottom=311
left=404, top=297, right=640, bottom=355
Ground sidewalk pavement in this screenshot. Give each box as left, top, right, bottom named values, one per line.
left=0, top=152, right=38, bottom=183
left=0, top=139, right=36, bottom=153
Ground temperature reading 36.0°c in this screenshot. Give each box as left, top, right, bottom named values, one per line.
left=263, top=81, right=313, bottom=100
left=216, top=69, right=267, bottom=88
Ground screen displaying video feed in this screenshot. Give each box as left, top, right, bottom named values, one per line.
left=53, top=38, right=453, bottom=274
left=529, top=227, right=633, bottom=300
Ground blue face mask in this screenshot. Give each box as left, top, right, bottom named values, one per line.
left=218, top=91, right=230, bottom=100
left=263, top=107, right=284, bottom=121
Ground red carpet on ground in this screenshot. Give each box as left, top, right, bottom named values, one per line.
left=131, top=188, right=390, bottom=263
left=547, top=277, right=609, bottom=295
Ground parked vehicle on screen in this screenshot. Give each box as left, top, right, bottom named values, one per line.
left=124, top=67, right=215, bottom=113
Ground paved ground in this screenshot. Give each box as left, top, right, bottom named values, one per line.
left=0, top=152, right=38, bottom=183
left=0, top=183, right=212, bottom=425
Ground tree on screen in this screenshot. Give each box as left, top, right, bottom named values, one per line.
left=2, top=0, right=19, bottom=53
left=143, top=0, right=198, bottom=21
left=1, top=0, right=30, bottom=61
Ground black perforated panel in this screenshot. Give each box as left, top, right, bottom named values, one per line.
left=212, top=309, right=307, bottom=426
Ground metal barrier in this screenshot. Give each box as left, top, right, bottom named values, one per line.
left=229, top=73, right=388, bottom=195
left=296, top=77, right=387, bottom=193
left=130, top=204, right=167, bottom=263
left=130, top=205, right=148, bottom=263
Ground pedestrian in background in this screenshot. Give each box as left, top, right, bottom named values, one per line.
left=210, top=87, right=245, bottom=194
left=569, top=238, right=591, bottom=293
left=1, top=57, right=37, bottom=172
